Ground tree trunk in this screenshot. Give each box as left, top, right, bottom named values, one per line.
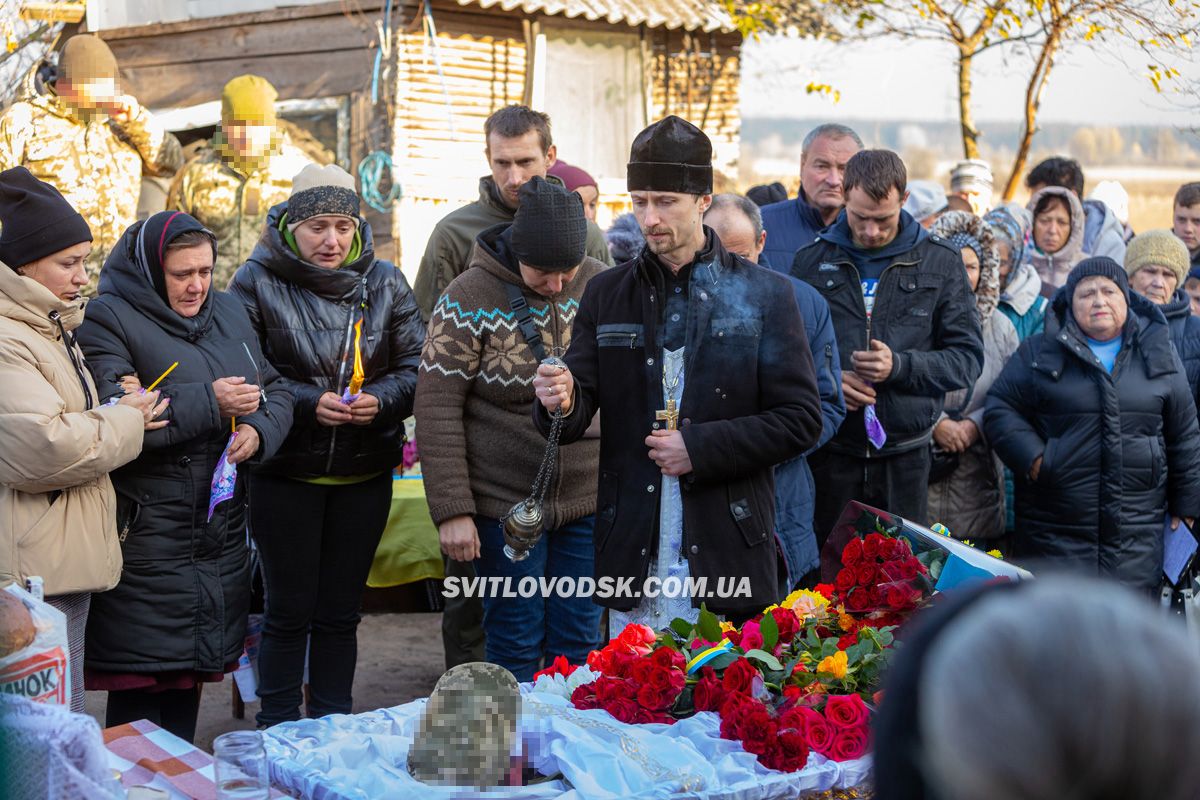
left=1003, top=30, right=1062, bottom=200
left=958, top=48, right=980, bottom=159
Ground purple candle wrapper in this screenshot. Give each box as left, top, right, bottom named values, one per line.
left=207, top=432, right=239, bottom=522
left=864, top=403, right=888, bottom=449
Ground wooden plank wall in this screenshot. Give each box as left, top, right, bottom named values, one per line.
left=647, top=28, right=741, bottom=188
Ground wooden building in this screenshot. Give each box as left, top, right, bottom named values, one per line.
left=88, top=0, right=744, bottom=278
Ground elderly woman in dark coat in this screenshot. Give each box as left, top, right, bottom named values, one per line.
left=77, top=210, right=293, bottom=742
left=984, top=257, right=1200, bottom=591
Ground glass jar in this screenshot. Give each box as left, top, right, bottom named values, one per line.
left=212, top=730, right=270, bottom=799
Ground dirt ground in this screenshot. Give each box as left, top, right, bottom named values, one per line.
left=84, top=612, right=446, bottom=752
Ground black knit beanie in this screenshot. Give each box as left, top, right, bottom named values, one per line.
left=1065, top=256, right=1130, bottom=305
left=0, top=166, right=92, bottom=268
left=509, top=176, right=587, bottom=271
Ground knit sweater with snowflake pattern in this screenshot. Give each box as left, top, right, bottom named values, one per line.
left=414, top=225, right=603, bottom=528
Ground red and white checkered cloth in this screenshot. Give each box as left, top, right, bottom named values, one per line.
left=103, top=720, right=289, bottom=799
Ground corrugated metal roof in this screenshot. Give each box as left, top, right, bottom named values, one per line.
left=454, top=0, right=736, bottom=33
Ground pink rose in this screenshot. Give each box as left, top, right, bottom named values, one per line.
left=824, top=694, right=871, bottom=730
left=829, top=726, right=870, bottom=761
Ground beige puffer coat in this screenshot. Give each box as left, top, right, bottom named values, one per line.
left=0, top=265, right=144, bottom=595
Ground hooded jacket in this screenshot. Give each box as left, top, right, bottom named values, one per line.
left=759, top=189, right=829, bottom=270
left=535, top=229, right=824, bottom=613
left=413, top=176, right=614, bottom=319
left=76, top=223, right=294, bottom=673
left=229, top=203, right=424, bottom=478
left=984, top=290, right=1200, bottom=590
left=0, top=267, right=144, bottom=596
left=792, top=210, right=984, bottom=456
left=1026, top=187, right=1086, bottom=292
left=926, top=212, right=1020, bottom=541
left=1082, top=198, right=1128, bottom=262
left=415, top=224, right=604, bottom=528
left=0, top=67, right=183, bottom=286
left=998, top=259, right=1048, bottom=341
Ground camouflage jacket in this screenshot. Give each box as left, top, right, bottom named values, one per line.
left=167, top=131, right=314, bottom=290
left=0, top=76, right=183, bottom=286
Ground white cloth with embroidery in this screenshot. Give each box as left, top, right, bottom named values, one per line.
left=263, top=690, right=871, bottom=799
left=610, top=346, right=698, bottom=634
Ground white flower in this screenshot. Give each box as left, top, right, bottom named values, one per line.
left=529, top=665, right=599, bottom=700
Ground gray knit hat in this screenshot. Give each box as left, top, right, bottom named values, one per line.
left=287, top=163, right=360, bottom=230
left=510, top=176, right=587, bottom=271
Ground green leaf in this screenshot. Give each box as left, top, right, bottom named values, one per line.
left=698, top=605, right=723, bottom=644
left=670, top=618, right=696, bottom=640
left=744, top=649, right=784, bottom=671
left=820, top=638, right=839, bottom=658
left=759, top=612, right=779, bottom=652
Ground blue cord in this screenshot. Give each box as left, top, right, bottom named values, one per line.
left=371, top=0, right=395, bottom=104
left=359, top=150, right=402, bottom=213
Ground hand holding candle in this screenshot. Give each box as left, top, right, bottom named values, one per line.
left=342, top=319, right=366, bottom=403
left=226, top=423, right=261, bottom=465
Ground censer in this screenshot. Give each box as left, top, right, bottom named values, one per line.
left=502, top=357, right=567, bottom=562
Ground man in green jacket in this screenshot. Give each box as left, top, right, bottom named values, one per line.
left=413, top=105, right=612, bottom=320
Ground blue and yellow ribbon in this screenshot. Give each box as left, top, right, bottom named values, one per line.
left=686, top=639, right=733, bottom=674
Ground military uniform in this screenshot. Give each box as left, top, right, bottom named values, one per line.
left=168, top=130, right=313, bottom=289
left=0, top=72, right=183, bottom=286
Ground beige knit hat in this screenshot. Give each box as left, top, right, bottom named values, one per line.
left=287, top=163, right=359, bottom=230
left=1125, top=229, right=1191, bottom=284
left=58, top=35, right=118, bottom=87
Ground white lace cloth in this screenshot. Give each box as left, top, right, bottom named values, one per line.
left=0, top=694, right=122, bottom=799
left=263, top=690, right=870, bottom=800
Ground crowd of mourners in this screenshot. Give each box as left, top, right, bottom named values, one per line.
left=3, top=34, right=1200, bottom=749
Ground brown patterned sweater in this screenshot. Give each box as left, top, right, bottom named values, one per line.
left=415, top=227, right=603, bottom=528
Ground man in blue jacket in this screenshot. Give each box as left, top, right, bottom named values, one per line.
left=791, top=150, right=983, bottom=548
left=759, top=123, right=862, bottom=270
left=705, top=193, right=846, bottom=587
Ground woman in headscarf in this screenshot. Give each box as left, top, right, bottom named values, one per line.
left=0, top=167, right=164, bottom=713
left=986, top=202, right=1047, bottom=341
left=1025, top=186, right=1086, bottom=295
left=77, top=210, right=293, bottom=742
left=229, top=164, right=423, bottom=728
left=926, top=211, right=1019, bottom=549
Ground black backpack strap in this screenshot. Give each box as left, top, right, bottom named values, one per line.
left=504, top=281, right=547, bottom=362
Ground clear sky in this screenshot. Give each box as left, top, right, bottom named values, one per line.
left=741, top=33, right=1200, bottom=127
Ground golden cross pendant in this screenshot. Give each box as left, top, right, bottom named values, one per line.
left=656, top=397, right=679, bottom=430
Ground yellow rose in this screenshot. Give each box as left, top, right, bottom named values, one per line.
left=987, top=549, right=1003, bottom=559
left=817, top=650, right=849, bottom=679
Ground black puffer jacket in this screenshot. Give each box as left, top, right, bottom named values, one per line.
left=229, top=204, right=424, bottom=477
left=1161, top=288, right=1200, bottom=409
left=984, top=290, right=1200, bottom=590
left=77, top=223, right=294, bottom=673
